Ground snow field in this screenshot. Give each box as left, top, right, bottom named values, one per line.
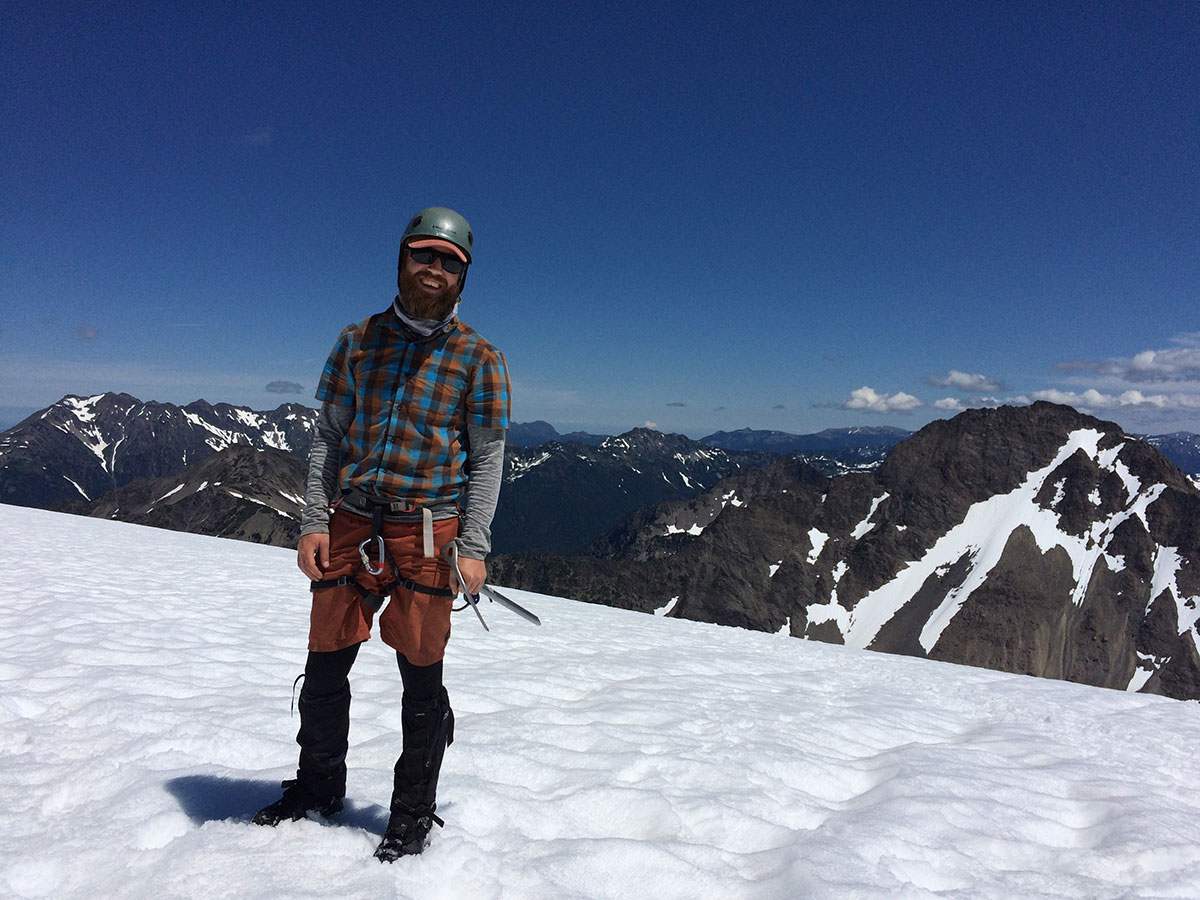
left=2, top=504, right=1199, bottom=898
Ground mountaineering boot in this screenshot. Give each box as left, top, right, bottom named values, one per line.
left=254, top=679, right=351, bottom=826
left=252, top=779, right=343, bottom=826
left=373, top=806, right=443, bottom=861
left=375, top=687, right=455, bottom=861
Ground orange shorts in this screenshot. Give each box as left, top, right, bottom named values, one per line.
left=308, top=509, right=460, bottom=666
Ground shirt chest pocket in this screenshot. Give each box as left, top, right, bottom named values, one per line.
left=395, top=357, right=467, bottom=427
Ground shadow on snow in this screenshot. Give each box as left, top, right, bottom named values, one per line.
left=164, top=774, right=391, bottom=833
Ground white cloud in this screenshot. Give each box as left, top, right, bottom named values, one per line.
left=1056, top=338, right=1200, bottom=383
left=932, top=395, right=1035, bottom=413
left=929, top=370, right=1005, bottom=392
left=934, top=397, right=967, bottom=411
left=1030, top=388, right=1200, bottom=412
left=844, top=387, right=923, bottom=413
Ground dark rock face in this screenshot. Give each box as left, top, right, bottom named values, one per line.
left=63, top=445, right=307, bottom=547
left=585, top=457, right=829, bottom=561
left=492, top=403, right=1200, bottom=700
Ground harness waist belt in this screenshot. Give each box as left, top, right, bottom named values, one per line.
left=341, top=489, right=418, bottom=515
left=310, top=575, right=454, bottom=598
left=342, top=490, right=437, bottom=558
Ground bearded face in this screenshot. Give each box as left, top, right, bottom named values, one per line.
left=397, top=251, right=462, bottom=321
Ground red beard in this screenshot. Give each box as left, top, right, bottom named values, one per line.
left=397, top=266, right=461, bottom=321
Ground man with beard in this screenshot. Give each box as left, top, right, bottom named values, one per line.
left=253, top=207, right=510, bottom=862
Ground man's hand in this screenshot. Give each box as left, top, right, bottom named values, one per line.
left=452, top=555, right=488, bottom=597
left=297, top=532, right=331, bottom=581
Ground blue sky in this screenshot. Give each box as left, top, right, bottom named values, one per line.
left=3, top=1, right=1198, bottom=437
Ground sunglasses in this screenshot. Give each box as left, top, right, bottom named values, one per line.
left=407, top=247, right=467, bottom=275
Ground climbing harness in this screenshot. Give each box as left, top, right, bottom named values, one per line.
left=310, top=493, right=451, bottom=613
left=308, top=491, right=541, bottom=629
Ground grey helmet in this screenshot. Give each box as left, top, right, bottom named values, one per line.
left=400, top=206, right=474, bottom=263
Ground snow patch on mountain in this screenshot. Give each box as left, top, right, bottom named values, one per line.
left=655, top=595, right=680, bottom=616
left=259, top=427, right=291, bottom=451
left=54, top=402, right=115, bottom=472
left=506, top=451, right=551, bottom=481
left=182, top=412, right=247, bottom=452
left=62, top=394, right=105, bottom=422
left=155, top=485, right=186, bottom=504
left=807, top=561, right=852, bottom=634
left=1151, top=546, right=1200, bottom=651
left=62, top=475, right=90, bottom=501
left=223, top=490, right=295, bottom=518
left=851, top=492, right=889, bottom=539
left=807, top=528, right=828, bottom=564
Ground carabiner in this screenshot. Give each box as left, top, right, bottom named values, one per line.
left=358, top=535, right=386, bottom=575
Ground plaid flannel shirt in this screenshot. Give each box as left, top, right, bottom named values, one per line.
left=315, top=307, right=511, bottom=508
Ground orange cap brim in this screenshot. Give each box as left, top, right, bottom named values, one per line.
left=407, top=238, right=468, bottom=262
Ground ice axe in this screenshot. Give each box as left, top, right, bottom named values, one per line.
left=442, top=543, right=542, bottom=630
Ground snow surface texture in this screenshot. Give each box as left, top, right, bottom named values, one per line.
left=2, top=505, right=1200, bottom=899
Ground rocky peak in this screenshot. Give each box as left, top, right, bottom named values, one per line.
left=494, top=402, right=1200, bottom=699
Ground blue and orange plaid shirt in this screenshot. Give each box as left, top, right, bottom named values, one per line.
left=316, top=307, right=511, bottom=507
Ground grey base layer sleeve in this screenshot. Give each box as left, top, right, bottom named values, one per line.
left=299, top=400, right=506, bottom=559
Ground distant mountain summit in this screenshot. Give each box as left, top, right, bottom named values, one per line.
left=506, top=420, right=608, bottom=447
left=701, top=425, right=912, bottom=476
left=0, top=393, right=315, bottom=508
left=493, top=402, right=1200, bottom=700
left=701, top=425, right=911, bottom=454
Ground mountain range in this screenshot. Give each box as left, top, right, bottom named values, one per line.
left=507, top=420, right=608, bottom=447
left=700, top=424, right=912, bottom=455
left=2, top=393, right=1199, bottom=699
left=0, top=393, right=315, bottom=509
left=0, top=393, right=905, bottom=555
left=491, top=402, right=1200, bottom=700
